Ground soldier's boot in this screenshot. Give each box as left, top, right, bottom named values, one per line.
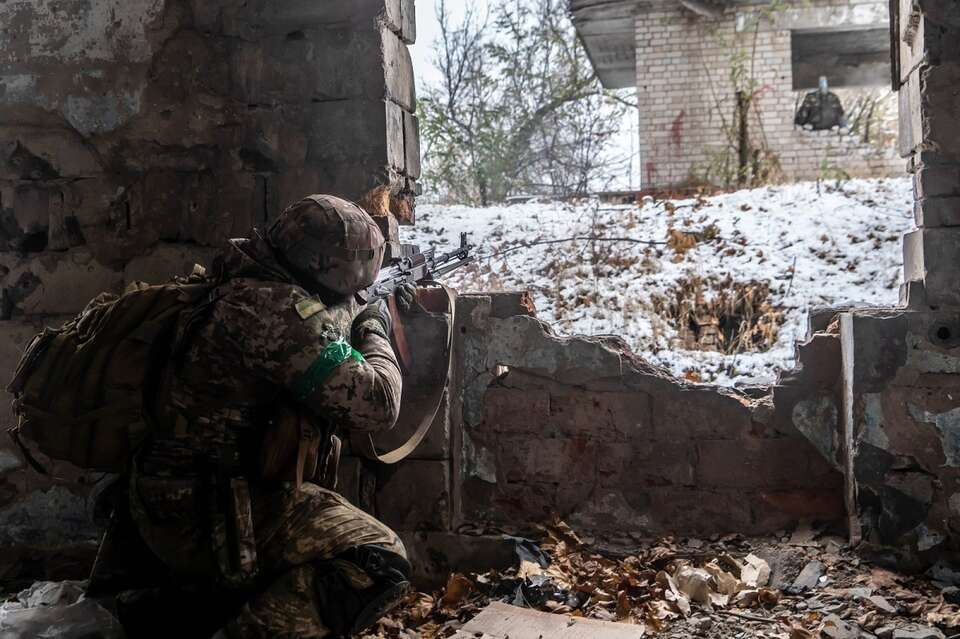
left=219, top=545, right=410, bottom=639
left=313, top=544, right=412, bottom=637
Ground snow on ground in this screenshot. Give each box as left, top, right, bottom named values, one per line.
left=404, top=177, right=915, bottom=386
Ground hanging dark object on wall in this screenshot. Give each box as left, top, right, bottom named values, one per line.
left=795, top=76, right=848, bottom=131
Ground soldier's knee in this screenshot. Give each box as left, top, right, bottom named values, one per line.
left=313, top=544, right=411, bottom=637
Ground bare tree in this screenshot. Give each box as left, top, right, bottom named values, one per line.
left=419, top=0, right=633, bottom=205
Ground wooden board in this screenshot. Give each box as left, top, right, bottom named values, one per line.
left=452, top=602, right=646, bottom=639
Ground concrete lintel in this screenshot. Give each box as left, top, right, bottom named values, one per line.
left=570, top=0, right=639, bottom=89
left=736, top=2, right=888, bottom=33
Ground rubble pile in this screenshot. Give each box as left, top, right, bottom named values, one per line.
left=0, top=580, right=122, bottom=638
left=361, top=521, right=960, bottom=639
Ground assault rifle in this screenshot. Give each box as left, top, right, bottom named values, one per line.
left=355, top=233, right=473, bottom=372
left=356, top=232, right=474, bottom=304
left=351, top=234, right=472, bottom=465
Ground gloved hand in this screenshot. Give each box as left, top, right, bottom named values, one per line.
left=395, top=282, right=418, bottom=315
left=352, top=299, right=391, bottom=343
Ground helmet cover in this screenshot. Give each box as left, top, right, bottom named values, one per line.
left=267, top=194, right=385, bottom=296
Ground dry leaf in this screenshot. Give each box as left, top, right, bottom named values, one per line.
left=867, top=567, right=900, bottom=589
left=616, top=591, right=632, bottom=620
left=789, top=626, right=816, bottom=639
left=439, top=574, right=474, bottom=608
left=518, top=560, right=544, bottom=579
left=758, top=588, right=780, bottom=606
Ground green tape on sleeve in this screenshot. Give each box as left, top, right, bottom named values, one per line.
left=292, top=338, right=365, bottom=401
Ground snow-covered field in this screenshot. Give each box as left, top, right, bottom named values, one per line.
left=405, top=177, right=915, bottom=386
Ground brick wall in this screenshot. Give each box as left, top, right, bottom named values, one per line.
left=463, top=369, right=841, bottom=536
left=448, top=294, right=844, bottom=538
left=834, top=0, right=960, bottom=569
left=636, top=0, right=903, bottom=188
left=344, top=292, right=846, bottom=585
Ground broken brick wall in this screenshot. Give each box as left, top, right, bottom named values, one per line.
left=841, top=310, right=960, bottom=569
left=0, top=0, right=419, bottom=582
left=837, top=0, right=960, bottom=569
left=364, top=0, right=960, bottom=580
left=351, top=292, right=848, bottom=584
left=451, top=294, right=844, bottom=537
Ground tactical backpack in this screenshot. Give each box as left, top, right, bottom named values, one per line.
left=6, top=271, right=217, bottom=473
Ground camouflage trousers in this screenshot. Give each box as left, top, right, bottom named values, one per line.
left=131, top=475, right=406, bottom=639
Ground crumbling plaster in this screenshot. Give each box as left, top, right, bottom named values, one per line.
left=841, top=310, right=960, bottom=568
left=826, top=0, right=960, bottom=569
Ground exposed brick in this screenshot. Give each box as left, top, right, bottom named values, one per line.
left=630, top=441, right=697, bottom=487
left=644, top=486, right=757, bottom=535
left=496, top=436, right=597, bottom=484
left=634, top=2, right=901, bottom=189
left=695, top=438, right=839, bottom=489
left=755, top=489, right=846, bottom=527
left=549, top=389, right=651, bottom=441
left=486, top=480, right=558, bottom=523
left=480, top=387, right=550, bottom=434
left=376, top=460, right=451, bottom=531
left=916, top=197, right=960, bottom=227
left=903, top=227, right=960, bottom=306
left=652, top=389, right=753, bottom=440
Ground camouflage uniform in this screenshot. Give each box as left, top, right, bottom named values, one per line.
left=125, top=195, right=408, bottom=639
left=794, top=89, right=847, bottom=131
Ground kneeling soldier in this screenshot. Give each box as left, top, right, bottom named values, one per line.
left=127, top=194, right=410, bottom=638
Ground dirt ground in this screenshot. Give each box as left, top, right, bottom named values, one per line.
left=361, top=521, right=960, bottom=639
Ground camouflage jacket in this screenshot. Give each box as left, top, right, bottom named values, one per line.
left=138, top=234, right=402, bottom=479
left=794, top=90, right=846, bottom=130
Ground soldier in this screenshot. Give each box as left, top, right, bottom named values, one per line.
left=115, top=194, right=414, bottom=638
left=794, top=76, right=848, bottom=131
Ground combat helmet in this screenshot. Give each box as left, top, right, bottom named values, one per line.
left=267, top=194, right=385, bottom=296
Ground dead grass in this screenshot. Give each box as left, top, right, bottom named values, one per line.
left=651, top=275, right=783, bottom=354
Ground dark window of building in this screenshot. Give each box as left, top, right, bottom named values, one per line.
left=791, top=28, right=890, bottom=90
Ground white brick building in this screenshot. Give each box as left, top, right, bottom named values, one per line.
left=571, top=0, right=904, bottom=189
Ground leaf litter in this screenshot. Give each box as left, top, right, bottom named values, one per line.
left=359, top=519, right=960, bottom=639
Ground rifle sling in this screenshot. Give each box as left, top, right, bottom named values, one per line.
left=350, top=284, right=455, bottom=465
